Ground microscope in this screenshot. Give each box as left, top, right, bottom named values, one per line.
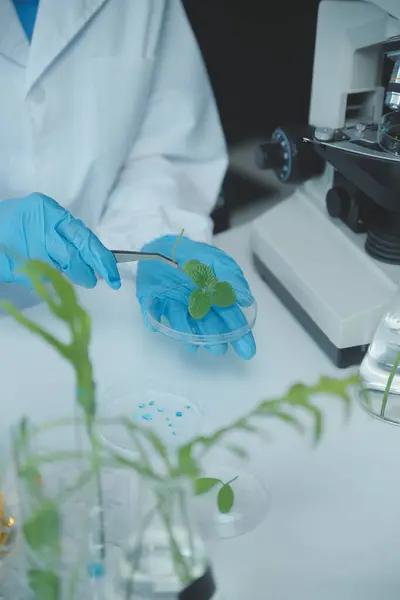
left=251, top=0, right=400, bottom=368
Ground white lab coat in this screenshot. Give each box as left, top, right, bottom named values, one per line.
left=0, top=0, right=228, bottom=255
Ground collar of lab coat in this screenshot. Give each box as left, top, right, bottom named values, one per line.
left=1, top=0, right=109, bottom=93
left=27, top=0, right=109, bottom=92
left=0, top=0, right=29, bottom=67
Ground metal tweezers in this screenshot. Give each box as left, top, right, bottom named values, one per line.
left=112, top=250, right=179, bottom=269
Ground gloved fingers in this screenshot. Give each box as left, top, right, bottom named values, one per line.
left=2, top=254, right=34, bottom=288
left=164, top=299, right=198, bottom=354
left=60, top=244, right=98, bottom=288
left=195, top=309, right=229, bottom=356
left=56, top=217, right=121, bottom=290
left=213, top=304, right=256, bottom=360
left=47, top=237, right=97, bottom=288
left=231, top=330, right=257, bottom=360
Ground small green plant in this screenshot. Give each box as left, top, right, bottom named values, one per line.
left=195, top=476, right=237, bottom=513
left=183, top=260, right=236, bottom=320
left=172, top=229, right=237, bottom=320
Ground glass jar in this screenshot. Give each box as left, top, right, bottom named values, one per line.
left=106, top=478, right=219, bottom=600
left=359, top=283, right=400, bottom=424
left=10, top=418, right=108, bottom=599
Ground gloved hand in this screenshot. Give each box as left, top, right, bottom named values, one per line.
left=0, top=193, right=121, bottom=289
left=136, top=235, right=256, bottom=360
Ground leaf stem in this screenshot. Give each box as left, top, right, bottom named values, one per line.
left=225, top=476, right=238, bottom=486
left=380, top=350, right=400, bottom=417
left=171, top=228, right=184, bottom=264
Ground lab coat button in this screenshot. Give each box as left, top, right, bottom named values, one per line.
left=32, top=85, right=46, bottom=104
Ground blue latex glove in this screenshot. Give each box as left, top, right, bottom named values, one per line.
left=136, top=235, right=256, bottom=360
left=0, top=193, right=121, bottom=289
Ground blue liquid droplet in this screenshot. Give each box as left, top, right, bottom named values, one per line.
left=157, top=407, right=164, bottom=413
left=142, top=413, right=153, bottom=422
left=172, top=431, right=177, bottom=436
left=149, top=401, right=155, bottom=406
left=185, top=405, right=191, bottom=410
left=87, top=562, right=105, bottom=578
left=166, top=417, right=170, bottom=421
left=176, top=411, right=183, bottom=417
left=168, top=423, right=173, bottom=427
left=137, top=403, right=145, bottom=409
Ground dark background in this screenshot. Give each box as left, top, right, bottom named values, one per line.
left=184, top=0, right=321, bottom=145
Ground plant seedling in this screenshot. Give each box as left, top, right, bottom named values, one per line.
left=183, top=260, right=236, bottom=320
left=194, top=476, right=238, bottom=514
left=171, top=229, right=237, bottom=320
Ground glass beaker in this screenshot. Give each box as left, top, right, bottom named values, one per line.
left=106, top=478, right=220, bottom=600
left=359, top=283, right=400, bottom=424
left=10, top=417, right=108, bottom=599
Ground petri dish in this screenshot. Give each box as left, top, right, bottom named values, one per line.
left=145, top=284, right=257, bottom=346
left=99, top=382, right=203, bottom=455
left=378, top=112, right=400, bottom=156
left=193, top=453, right=270, bottom=540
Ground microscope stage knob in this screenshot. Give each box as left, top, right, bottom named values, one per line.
left=255, top=126, right=325, bottom=184
left=326, top=187, right=351, bottom=219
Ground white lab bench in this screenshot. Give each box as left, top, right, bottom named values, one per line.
left=1, top=223, right=400, bottom=599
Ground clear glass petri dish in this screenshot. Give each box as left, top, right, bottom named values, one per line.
left=193, top=462, right=270, bottom=540
left=145, top=284, right=257, bottom=346
left=378, top=112, right=400, bottom=156
left=98, top=382, right=203, bottom=456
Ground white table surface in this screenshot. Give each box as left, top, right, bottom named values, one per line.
left=0, top=223, right=399, bottom=600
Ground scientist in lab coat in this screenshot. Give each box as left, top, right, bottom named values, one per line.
left=0, top=0, right=255, bottom=359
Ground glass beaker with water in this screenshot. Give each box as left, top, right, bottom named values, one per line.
left=105, top=478, right=221, bottom=600
left=359, top=282, right=400, bottom=423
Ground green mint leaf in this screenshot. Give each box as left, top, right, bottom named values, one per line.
left=183, top=259, right=202, bottom=279
left=28, top=570, right=60, bottom=600
left=23, top=503, right=61, bottom=554
left=211, top=281, right=236, bottom=308
left=194, top=477, right=221, bottom=495
left=217, top=483, right=235, bottom=513
left=191, top=265, right=215, bottom=288
left=189, top=289, right=212, bottom=320
left=205, top=278, right=219, bottom=294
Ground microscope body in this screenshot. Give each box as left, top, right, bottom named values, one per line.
left=251, top=0, right=400, bottom=367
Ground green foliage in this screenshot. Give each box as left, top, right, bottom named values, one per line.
left=182, top=260, right=237, bottom=319
left=195, top=477, right=236, bottom=514
left=211, top=281, right=237, bottom=308
left=194, top=477, right=220, bottom=495
left=217, top=483, right=234, bottom=514
left=28, top=570, right=60, bottom=600
left=2, top=260, right=95, bottom=424
left=23, top=502, right=61, bottom=554
left=189, top=289, right=212, bottom=320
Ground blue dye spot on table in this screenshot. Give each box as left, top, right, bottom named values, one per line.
left=185, top=405, right=191, bottom=410
left=137, top=403, right=145, bottom=409
left=172, top=431, right=177, bottom=436
left=142, top=413, right=153, bottom=421
left=157, top=407, right=164, bottom=413
left=176, top=411, right=183, bottom=417
left=168, top=423, right=173, bottom=427
left=149, top=400, right=155, bottom=406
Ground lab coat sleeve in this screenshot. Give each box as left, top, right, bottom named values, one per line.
left=96, top=0, right=228, bottom=255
